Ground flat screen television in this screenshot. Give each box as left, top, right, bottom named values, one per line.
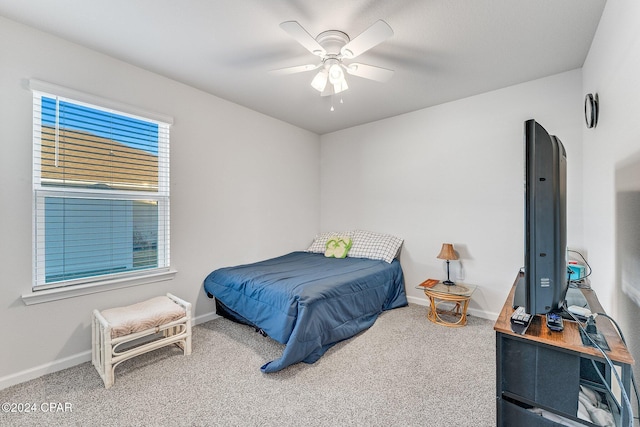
left=514, top=119, right=569, bottom=315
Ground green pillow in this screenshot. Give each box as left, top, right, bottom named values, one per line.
left=324, top=236, right=353, bottom=259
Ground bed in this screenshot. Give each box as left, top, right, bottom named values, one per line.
left=203, top=233, right=407, bottom=373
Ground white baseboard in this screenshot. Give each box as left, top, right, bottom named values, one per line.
left=406, top=295, right=499, bottom=321
left=0, top=350, right=92, bottom=391
left=194, top=310, right=219, bottom=325
left=406, top=295, right=430, bottom=307
left=0, top=310, right=220, bottom=391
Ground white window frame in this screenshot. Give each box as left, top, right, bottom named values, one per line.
left=23, top=80, right=176, bottom=305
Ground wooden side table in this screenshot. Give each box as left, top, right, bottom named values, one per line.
left=417, top=280, right=476, bottom=327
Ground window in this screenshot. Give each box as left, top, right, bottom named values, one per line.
left=31, top=82, right=171, bottom=291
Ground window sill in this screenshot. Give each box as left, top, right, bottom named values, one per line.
left=21, top=269, right=178, bottom=305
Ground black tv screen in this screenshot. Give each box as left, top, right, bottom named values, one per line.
left=521, top=119, right=568, bottom=315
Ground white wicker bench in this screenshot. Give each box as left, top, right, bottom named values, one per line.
left=92, top=293, right=192, bottom=388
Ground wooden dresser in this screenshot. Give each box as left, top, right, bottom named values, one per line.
left=494, top=273, right=634, bottom=426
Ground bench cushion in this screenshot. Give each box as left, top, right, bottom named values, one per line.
left=101, top=296, right=186, bottom=338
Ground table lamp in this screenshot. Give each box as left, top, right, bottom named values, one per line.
left=437, top=243, right=458, bottom=285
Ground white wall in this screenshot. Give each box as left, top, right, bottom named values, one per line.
left=581, top=0, right=640, bottom=393
left=582, top=0, right=640, bottom=310
left=320, top=70, right=584, bottom=319
left=0, top=17, right=320, bottom=388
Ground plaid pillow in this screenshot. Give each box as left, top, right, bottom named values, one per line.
left=348, top=230, right=403, bottom=263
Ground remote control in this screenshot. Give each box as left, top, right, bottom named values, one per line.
left=546, top=312, right=564, bottom=331
left=511, top=306, right=532, bottom=326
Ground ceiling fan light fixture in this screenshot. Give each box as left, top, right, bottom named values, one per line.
left=310, top=69, right=328, bottom=92
left=333, top=78, right=348, bottom=94
left=328, top=63, right=344, bottom=84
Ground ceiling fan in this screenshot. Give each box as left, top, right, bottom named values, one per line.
left=272, top=20, right=394, bottom=97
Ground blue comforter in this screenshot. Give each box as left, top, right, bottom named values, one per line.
left=203, top=251, right=407, bottom=373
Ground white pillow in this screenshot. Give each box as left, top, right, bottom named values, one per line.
left=347, top=230, right=403, bottom=263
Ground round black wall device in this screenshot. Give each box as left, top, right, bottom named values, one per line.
left=584, top=93, right=599, bottom=128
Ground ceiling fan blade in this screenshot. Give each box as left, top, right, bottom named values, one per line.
left=345, top=63, right=394, bottom=82
left=270, top=64, right=320, bottom=75
left=340, top=20, right=393, bottom=59
left=280, top=21, right=326, bottom=57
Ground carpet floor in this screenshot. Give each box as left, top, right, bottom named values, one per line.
left=0, top=303, right=496, bottom=426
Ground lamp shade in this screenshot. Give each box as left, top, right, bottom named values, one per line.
left=332, top=78, right=348, bottom=94
left=311, top=69, right=328, bottom=92
left=436, top=243, right=458, bottom=261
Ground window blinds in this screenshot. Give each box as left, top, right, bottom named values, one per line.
left=32, top=86, right=171, bottom=289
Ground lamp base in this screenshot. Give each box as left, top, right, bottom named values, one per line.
left=442, top=260, right=455, bottom=286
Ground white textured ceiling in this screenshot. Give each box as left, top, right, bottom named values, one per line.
left=0, top=0, right=606, bottom=135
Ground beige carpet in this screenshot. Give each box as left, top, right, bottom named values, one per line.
left=0, top=303, right=496, bottom=426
